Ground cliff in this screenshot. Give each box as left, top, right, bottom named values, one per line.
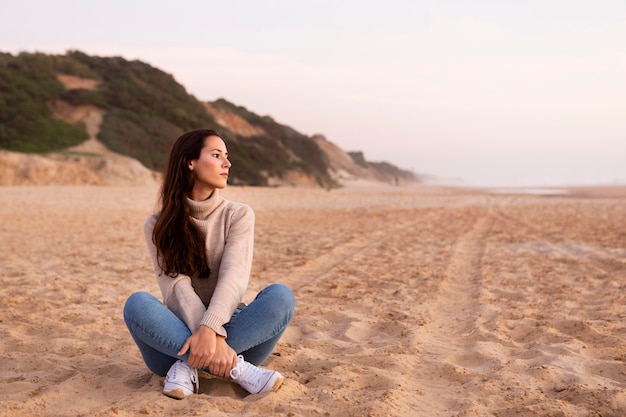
left=0, top=51, right=417, bottom=187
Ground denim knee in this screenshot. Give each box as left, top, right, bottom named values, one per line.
left=123, top=291, right=156, bottom=323
left=262, top=283, right=295, bottom=320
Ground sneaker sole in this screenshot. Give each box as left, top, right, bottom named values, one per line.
left=199, top=370, right=285, bottom=394
left=270, top=375, right=284, bottom=393
left=163, top=388, right=189, bottom=400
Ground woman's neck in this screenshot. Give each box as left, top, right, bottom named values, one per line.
left=189, top=187, right=215, bottom=201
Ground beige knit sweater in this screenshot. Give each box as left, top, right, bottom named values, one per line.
left=143, top=190, right=254, bottom=337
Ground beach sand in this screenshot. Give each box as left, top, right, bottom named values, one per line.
left=1, top=184, right=625, bottom=416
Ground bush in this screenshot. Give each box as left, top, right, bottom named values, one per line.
left=0, top=53, right=88, bottom=152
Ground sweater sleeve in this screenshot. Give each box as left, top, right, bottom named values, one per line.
left=200, top=204, right=254, bottom=335
left=143, top=215, right=207, bottom=334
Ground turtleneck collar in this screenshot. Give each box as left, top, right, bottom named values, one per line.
left=186, top=189, right=223, bottom=220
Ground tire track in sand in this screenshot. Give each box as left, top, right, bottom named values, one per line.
left=411, top=209, right=496, bottom=414
left=276, top=209, right=435, bottom=414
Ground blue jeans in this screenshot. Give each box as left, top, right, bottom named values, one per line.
left=123, top=283, right=295, bottom=377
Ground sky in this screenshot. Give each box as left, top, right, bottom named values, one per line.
left=2, top=0, right=625, bottom=187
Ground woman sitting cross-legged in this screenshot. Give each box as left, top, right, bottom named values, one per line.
left=123, top=129, right=295, bottom=399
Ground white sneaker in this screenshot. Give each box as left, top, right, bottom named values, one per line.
left=229, top=355, right=284, bottom=394
left=163, top=360, right=199, bottom=399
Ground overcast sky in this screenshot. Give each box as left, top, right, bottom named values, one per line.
left=2, top=0, right=625, bottom=186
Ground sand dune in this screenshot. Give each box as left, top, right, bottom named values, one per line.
left=1, top=184, right=625, bottom=416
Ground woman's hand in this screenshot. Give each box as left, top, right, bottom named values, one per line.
left=178, top=325, right=238, bottom=378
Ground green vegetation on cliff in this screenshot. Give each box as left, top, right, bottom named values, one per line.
left=0, top=52, right=89, bottom=152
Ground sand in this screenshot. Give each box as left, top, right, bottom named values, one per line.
left=1, top=183, right=625, bottom=417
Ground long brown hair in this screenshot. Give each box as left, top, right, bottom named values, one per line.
left=152, top=129, right=222, bottom=277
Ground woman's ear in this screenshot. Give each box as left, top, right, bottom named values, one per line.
left=188, top=160, right=195, bottom=171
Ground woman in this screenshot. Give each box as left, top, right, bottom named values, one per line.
left=123, top=129, right=295, bottom=399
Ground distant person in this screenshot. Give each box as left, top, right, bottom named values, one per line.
left=123, top=129, right=295, bottom=399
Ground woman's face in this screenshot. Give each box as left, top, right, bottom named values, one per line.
left=188, top=135, right=231, bottom=196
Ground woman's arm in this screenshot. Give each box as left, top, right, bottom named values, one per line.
left=200, top=204, right=255, bottom=335
left=144, top=215, right=206, bottom=333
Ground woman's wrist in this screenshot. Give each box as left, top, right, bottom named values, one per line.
left=198, top=324, right=216, bottom=334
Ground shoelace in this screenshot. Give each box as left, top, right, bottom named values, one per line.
left=172, top=361, right=199, bottom=393
left=230, top=355, right=268, bottom=391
